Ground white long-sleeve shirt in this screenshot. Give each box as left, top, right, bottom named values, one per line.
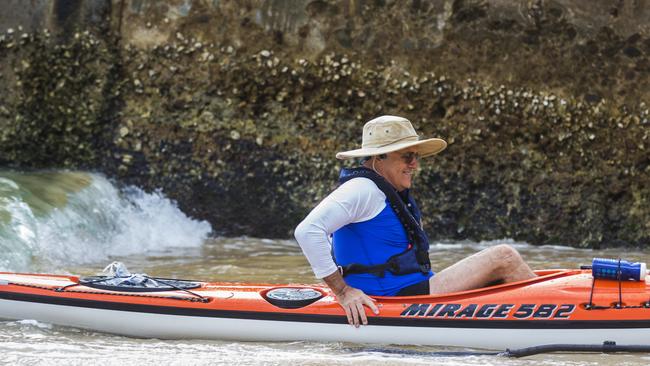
left=294, top=178, right=386, bottom=278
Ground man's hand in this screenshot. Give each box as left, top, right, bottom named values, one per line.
left=335, top=285, right=379, bottom=327
left=322, top=271, right=379, bottom=327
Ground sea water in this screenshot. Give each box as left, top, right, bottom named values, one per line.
left=1, top=170, right=650, bottom=366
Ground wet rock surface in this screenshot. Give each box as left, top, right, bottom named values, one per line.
left=0, top=0, right=648, bottom=247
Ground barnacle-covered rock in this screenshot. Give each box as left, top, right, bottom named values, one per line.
left=0, top=0, right=648, bottom=246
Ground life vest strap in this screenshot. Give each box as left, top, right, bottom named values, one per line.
left=339, top=263, right=395, bottom=278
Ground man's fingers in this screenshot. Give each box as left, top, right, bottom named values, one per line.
left=364, top=297, right=379, bottom=314
left=343, top=306, right=353, bottom=326
left=350, top=305, right=360, bottom=327
left=356, top=302, right=368, bottom=325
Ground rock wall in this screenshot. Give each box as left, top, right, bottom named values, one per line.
left=0, top=0, right=648, bottom=247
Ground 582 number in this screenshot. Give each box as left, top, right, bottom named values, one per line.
left=513, top=304, right=575, bottom=319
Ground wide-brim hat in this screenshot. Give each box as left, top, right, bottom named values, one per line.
left=336, top=115, right=447, bottom=160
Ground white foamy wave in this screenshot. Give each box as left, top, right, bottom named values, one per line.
left=0, top=172, right=212, bottom=272
left=0, top=179, right=38, bottom=272
left=107, top=186, right=211, bottom=255
left=15, top=319, right=53, bottom=329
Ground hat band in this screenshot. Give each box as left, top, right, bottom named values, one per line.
left=361, top=135, right=419, bottom=149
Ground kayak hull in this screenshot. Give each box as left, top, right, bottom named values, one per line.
left=1, top=270, right=650, bottom=349
left=2, top=298, right=650, bottom=349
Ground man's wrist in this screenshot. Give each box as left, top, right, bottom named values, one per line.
left=322, top=271, right=349, bottom=296
left=332, top=283, right=348, bottom=296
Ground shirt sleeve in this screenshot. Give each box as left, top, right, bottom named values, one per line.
left=294, top=178, right=386, bottom=278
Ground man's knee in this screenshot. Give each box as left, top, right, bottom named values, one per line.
left=491, top=244, right=523, bottom=271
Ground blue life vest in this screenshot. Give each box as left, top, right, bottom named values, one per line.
left=332, top=167, right=432, bottom=295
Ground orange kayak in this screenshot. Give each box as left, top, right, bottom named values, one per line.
left=1, top=269, right=650, bottom=350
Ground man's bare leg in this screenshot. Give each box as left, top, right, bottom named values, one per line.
left=429, top=244, right=536, bottom=295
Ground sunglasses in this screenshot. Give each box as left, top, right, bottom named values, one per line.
left=400, top=152, right=420, bottom=164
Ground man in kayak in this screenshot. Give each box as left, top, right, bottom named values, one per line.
left=295, top=115, right=537, bottom=327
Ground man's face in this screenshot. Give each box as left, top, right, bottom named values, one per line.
left=377, top=148, right=419, bottom=191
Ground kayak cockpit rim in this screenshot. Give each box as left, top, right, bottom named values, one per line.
left=375, top=269, right=581, bottom=301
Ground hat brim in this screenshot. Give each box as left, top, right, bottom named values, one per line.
left=335, top=138, right=447, bottom=160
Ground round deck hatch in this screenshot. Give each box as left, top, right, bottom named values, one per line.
left=265, top=288, right=323, bottom=309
